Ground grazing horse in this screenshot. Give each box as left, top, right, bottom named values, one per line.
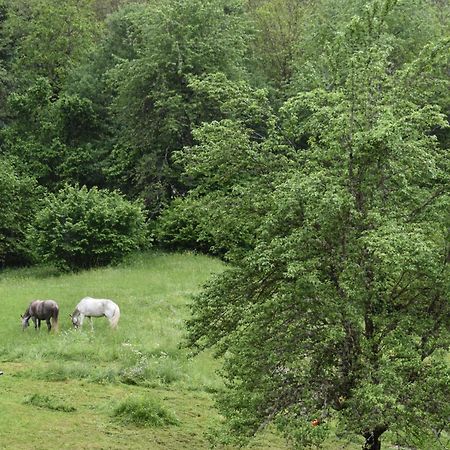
left=21, top=300, right=59, bottom=332
left=70, top=297, right=120, bottom=330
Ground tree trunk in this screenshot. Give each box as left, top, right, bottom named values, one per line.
left=362, top=425, right=387, bottom=450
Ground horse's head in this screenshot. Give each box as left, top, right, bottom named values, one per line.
left=21, top=314, right=29, bottom=330
left=70, top=312, right=81, bottom=328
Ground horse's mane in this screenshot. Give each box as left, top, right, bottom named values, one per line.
left=24, top=300, right=38, bottom=316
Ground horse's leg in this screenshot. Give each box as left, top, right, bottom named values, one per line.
left=38, top=319, right=41, bottom=330
left=46, top=318, right=51, bottom=332
left=89, top=316, right=94, bottom=332
left=31, top=317, right=37, bottom=330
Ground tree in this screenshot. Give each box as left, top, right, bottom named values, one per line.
left=1, top=77, right=105, bottom=188
left=105, top=0, right=250, bottom=215
left=0, top=0, right=108, bottom=191
left=29, top=184, right=148, bottom=271
left=2, top=0, right=99, bottom=91
left=186, top=2, right=450, bottom=448
left=290, top=0, right=449, bottom=93
left=0, top=0, right=13, bottom=126
left=91, top=0, right=142, bottom=20
left=245, top=0, right=306, bottom=93
left=0, top=159, right=40, bottom=266
left=155, top=72, right=283, bottom=258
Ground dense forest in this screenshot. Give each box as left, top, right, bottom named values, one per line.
left=0, top=0, right=449, bottom=449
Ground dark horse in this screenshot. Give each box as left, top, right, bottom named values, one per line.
left=21, top=300, right=59, bottom=332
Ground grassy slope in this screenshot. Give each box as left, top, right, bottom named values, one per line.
left=2, top=252, right=445, bottom=450
left=0, top=252, right=291, bottom=450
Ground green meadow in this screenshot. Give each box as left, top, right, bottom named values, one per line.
left=0, top=252, right=291, bottom=450
left=3, top=251, right=439, bottom=450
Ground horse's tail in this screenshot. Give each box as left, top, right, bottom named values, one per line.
left=110, top=304, right=120, bottom=329
left=52, top=305, right=59, bottom=333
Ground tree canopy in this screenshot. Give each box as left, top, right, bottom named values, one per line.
left=185, top=1, right=450, bottom=449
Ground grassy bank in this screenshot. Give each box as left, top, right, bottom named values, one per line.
left=2, top=252, right=430, bottom=450
left=0, top=252, right=290, bottom=449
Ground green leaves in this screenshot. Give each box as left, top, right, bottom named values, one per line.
left=1, top=77, right=105, bottom=188
left=0, top=159, right=39, bottom=265
left=2, top=0, right=99, bottom=90
left=29, top=184, right=148, bottom=271
left=185, top=1, right=450, bottom=448
left=105, top=0, right=250, bottom=212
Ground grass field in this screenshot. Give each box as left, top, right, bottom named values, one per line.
left=0, top=252, right=293, bottom=450
left=2, top=251, right=440, bottom=450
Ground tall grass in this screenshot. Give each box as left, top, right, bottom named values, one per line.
left=112, top=395, right=179, bottom=427
left=0, top=251, right=224, bottom=391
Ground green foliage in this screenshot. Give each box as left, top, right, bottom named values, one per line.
left=246, top=0, right=306, bottom=92
left=55, top=94, right=99, bottom=145
left=291, top=0, right=449, bottom=92
left=2, top=0, right=99, bottom=90
left=156, top=119, right=268, bottom=258
left=0, top=1, right=107, bottom=190
left=154, top=197, right=212, bottom=252
left=0, top=0, right=449, bottom=446
left=62, top=2, right=142, bottom=137
left=0, top=159, right=40, bottom=265
left=1, top=77, right=106, bottom=188
left=0, top=1, right=14, bottom=123
left=105, top=0, right=250, bottom=213
left=29, top=184, right=148, bottom=271
left=155, top=74, right=287, bottom=258
left=187, top=1, right=450, bottom=448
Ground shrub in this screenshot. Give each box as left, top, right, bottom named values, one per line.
left=113, top=396, right=179, bottom=427
left=154, top=197, right=214, bottom=253
left=29, top=184, right=148, bottom=270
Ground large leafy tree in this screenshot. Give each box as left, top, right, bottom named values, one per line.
left=105, top=0, right=250, bottom=215
left=1, top=77, right=104, bottom=188
left=187, top=2, right=450, bottom=449
left=155, top=72, right=282, bottom=258
left=0, top=0, right=13, bottom=126
left=2, top=0, right=98, bottom=91
left=245, top=0, right=306, bottom=93
left=0, top=0, right=106, bottom=190
left=291, top=0, right=448, bottom=92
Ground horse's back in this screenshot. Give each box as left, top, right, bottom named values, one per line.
left=44, top=300, right=59, bottom=310
left=77, top=297, right=118, bottom=317
left=31, top=299, right=59, bottom=317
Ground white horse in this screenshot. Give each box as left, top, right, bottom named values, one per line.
left=70, top=297, right=120, bottom=330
